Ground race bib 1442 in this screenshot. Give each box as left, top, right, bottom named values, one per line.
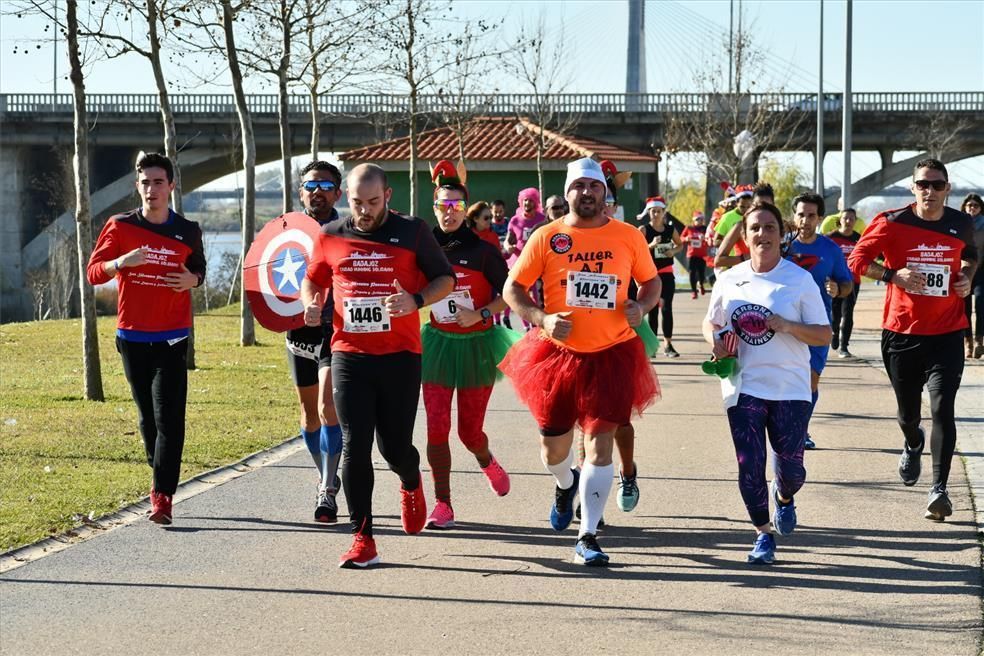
left=566, top=271, right=617, bottom=310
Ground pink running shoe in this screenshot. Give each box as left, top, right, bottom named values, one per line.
left=481, top=455, right=511, bottom=496
left=426, top=500, right=455, bottom=529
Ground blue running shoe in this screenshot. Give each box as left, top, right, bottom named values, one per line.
left=803, top=434, right=816, bottom=449
left=550, top=469, right=579, bottom=531
left=747, top=533, right=775, bottom=565
left=574, top=533, right=609, bottom=566
left=771, top=479, right=797, bottom=536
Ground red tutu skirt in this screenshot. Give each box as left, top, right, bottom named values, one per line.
left=498, top=331, right=660, bottom=435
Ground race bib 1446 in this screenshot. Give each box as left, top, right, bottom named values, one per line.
left=342, top=297, right=391, bottom=333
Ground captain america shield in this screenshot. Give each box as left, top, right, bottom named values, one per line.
left=243, top=212, right=321, bottom=332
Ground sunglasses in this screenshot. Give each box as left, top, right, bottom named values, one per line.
left=913, top=179, right=947, bottom=191
left=302, top=180, right=338, bottom=192
left=434, top=199, right=466, bottom=212
left=548, top=205, right=565, bottom=211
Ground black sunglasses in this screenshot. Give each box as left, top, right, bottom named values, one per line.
left=913, top=179, right=947, bottom=191
left=548, top=205, right=565, bottom=211
left=303, top=180, right=338, bottom=192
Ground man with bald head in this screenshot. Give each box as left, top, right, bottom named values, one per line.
left=544, top=195, right=568, bottom=221
left=302, top=163, right=455, bottom=568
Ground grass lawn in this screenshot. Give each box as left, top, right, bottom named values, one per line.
left=0, top=305, right=300, bottom=552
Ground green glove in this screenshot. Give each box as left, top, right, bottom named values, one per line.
left=701, top=356, right=737, bottom=379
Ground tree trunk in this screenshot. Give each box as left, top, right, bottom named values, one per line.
left=222, top=0, right=256, bottom=346
left=67, top=0, right=104, bottom=401
left=277, top=3, right=293, bottom=214
left=147, top=0, right=196, bottom=368
left=309, top=83, right=320, bottom=162
left=305, top=6, right=320, bottom=162
left=405, top=0, right=418, bottom=216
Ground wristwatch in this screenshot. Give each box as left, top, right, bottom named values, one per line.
left=412, top=292, right=425, bottom=309
left=480, top=308, right=493, bottom=325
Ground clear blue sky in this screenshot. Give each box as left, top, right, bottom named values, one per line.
left=2, top=0, right=981, bottom=194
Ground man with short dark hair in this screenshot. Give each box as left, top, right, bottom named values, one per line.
left=287, top=160, right=345, bottom=522
left=301, top=163, right=455, bottom=568
left=849, top=158, right=977, bottom=521
left=490, top=199, right=509, bottom=240
left=787, top=191, right=853, bottom=449
left=86, top=152, right=206, bottom=525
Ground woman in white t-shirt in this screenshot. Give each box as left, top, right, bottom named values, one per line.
left=702, top=202, right=831, bottom=565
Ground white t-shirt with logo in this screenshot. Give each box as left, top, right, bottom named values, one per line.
left=705, top=258, right=829, bottom=405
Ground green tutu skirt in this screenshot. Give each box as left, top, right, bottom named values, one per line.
left=422, top=324, right=523, bottom=388
left=633, top=320, right=660, bottom=357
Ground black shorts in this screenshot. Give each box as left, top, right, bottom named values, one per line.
left=286, top=324, right=333, bottom=387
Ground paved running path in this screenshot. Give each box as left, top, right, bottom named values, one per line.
left=2, top=288, right=981, bottom=655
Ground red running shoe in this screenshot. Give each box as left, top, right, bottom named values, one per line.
left=400, top=482, right=427, bottom=535
left=149, top=491, right=172, bottom=525
left=338, top=534, right=380, bottom=569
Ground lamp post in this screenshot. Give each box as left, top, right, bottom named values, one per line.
left=815, top=0, right=824, bottom=195
left=842, top=0, right=854, bottom=208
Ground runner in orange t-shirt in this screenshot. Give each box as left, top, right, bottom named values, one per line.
left=499, top=157, right=661, bottom=566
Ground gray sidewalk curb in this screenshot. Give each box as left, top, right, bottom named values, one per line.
left=0, top=436, right=304, bottom=574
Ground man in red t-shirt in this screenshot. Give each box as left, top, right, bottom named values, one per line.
left=849, top=158, right=977, bottom=521
left=301, top=163, right=455, bottom=568
left=681, top=211, right=709, bottom=298
left=86, top=153, right=205, bottom=526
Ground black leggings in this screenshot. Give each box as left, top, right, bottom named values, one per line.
left=882, top=330, right=964, bottom=489
left=831, top=285, right=860, bottom=349
left=688, top=256, right=707, bottom=293
left=116, top=337, right=188, bottom=496
left=648, top=272, right=676, bottom=339
left=332, top=351, right=422, bottom=536
left=965, top=267, right=984, bottom=340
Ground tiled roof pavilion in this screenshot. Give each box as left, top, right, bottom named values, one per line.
left=339, top=117, right=659, bottom=170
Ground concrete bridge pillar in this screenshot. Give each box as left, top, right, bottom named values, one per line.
left=0, top=145, right=32, bottom=321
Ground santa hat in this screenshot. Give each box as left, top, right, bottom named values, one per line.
left=692, top=210, right=705, bottom=220
left=636, top=196, right=667, bottom=219
left=735, top=184, right=755, bottom=198
left=564, top=157, right=607, bottom=194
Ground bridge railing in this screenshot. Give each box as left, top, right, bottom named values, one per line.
left=1, top=91, right=982, bottom=117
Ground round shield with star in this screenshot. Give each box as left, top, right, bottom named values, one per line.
left=243, top=212, right=322, bottom=332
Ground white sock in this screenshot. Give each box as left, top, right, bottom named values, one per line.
left=579, top=462, right=614, bottom=537
left=542, top=449, right=575, bottom=489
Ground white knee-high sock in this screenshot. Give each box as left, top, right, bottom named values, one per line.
left=579, top=462, right=614, bottom=537
left=542, top=449, right=575, bottom=489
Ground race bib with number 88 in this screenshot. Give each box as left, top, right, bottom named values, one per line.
left=431, top=290, right=474, bottom=324
left=566, top=271, right=617, bottom=310
left=342, top=297, right=391, bottom=333
left=906, top=261, right=950, bottom=297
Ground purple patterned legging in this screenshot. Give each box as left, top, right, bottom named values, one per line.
left=726, top=394, right=811, bottom=527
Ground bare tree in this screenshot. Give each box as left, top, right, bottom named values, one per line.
left=297, top=0, right=368, bottom=162
left=430, top=23, right=504, bottom=163
left=66, top=0, right=104, bottom=401
left=660, top=22, right=811, bottom=214
left=172, top=0, right=256, bottom=346
left=506, top=15, right=580, bottom=200
left=904, top=108, right=973, bottom=161
left=367, top=0, right=497, bottom=215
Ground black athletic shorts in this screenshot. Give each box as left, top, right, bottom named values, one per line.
left=286, top=323, right=333, bottom=387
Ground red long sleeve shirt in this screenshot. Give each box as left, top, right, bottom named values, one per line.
left=848, top=204, right=975, bottom=335
left=86, top=209, right=206, bottom=338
